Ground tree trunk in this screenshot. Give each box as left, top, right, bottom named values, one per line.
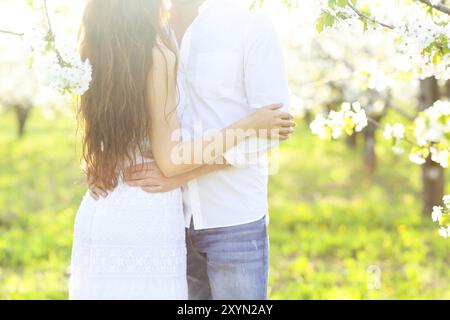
left=303, top=109, right=313, bottom=126
left=346, top=133, right=357, bottom=149
left=363, top=124, right=376, bottom=176
left=361, top=98, right=388, bottom=178
left=13, top=103, right=32, bottom=138
left=419, top=77, right=444, bottom=215
left=421, top=158, right=445, bottom=215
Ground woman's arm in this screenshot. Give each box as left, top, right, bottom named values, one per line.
left=149, top=47, right=293, bottom=178
left=122, top=156, right=230, bottom=193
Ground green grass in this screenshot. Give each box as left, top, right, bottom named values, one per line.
left=0, top=109, right=449, bottom=299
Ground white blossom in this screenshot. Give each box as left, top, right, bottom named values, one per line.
left=384, top=123, right=405, bottom=141
left=438, top=227, right=449, bottom=238
left=430, top=147, right=449, bottom=168
left=432, top=206, right=443, bottom=223
left=431, top=195, right=450, bottom=239
left=350, top=102, right=368, bottom=132
left=443, top=195, right=450, bottom=208
left=310, top=114, right=329, bottom=139
left=32, top=41, right=92, bottom=95
left=310, top=102, right=368, bottom=140
left=410, top=100, right=450, bottom=168
left=21, top=26, right=92, bottom=96
left=409, top=152, right=426, bottom=165
left=328, top=110, right=346, bottom=139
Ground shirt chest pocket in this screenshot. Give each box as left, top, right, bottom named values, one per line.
left=193, top=52, right=240, bottom=98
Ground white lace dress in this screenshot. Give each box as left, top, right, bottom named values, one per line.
left=69, top=160, right=187, bottom=300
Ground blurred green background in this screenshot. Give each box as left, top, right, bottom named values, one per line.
left=1, top=108, right=449, bottom=300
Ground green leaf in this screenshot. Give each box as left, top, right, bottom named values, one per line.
left=316, top=20, right=324, bottom=33
left=432, top=51, right=443, bottom=65
left=316, top=11, right=336, bottom=33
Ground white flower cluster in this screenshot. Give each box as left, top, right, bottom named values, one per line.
left=393, top=3, right=450, bottom=80
left=316, top=0, right=361, bottom=33
left=383, top=123, right=405, bottom=154
left=431, top=195, right=450, bottom=238
left=310, top=101, right=368, bottom=139
left=316, top=0, right=450, bottom=80
left=383, top=100, right=449, bottom=168
left=35, top=43, right=92, bottom=96
left=411, top=100, right=450, bottom=167
left=23, top=28, right=92, bottom=95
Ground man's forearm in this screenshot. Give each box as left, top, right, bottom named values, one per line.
left=180, top=160, right=230, bottom=185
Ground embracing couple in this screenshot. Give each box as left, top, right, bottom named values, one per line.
left=69, top=0, right=294, bottom=300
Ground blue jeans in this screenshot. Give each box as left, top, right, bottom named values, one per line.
left=186, top=217, right=269, bottom=300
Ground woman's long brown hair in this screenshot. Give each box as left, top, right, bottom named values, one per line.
left=78, top=0, right=175, bottom=190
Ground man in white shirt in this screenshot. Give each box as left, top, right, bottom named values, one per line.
left=124, top=0, right=291, bottom=299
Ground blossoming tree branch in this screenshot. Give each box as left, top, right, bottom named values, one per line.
left=304, top=0, right=449, bottom=167
left=266, top=0, right=450, bottom=237
left=0, top=0, right=91, bottom=95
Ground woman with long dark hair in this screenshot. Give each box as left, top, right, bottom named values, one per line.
left=70, top=0, right=292, bottom=299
